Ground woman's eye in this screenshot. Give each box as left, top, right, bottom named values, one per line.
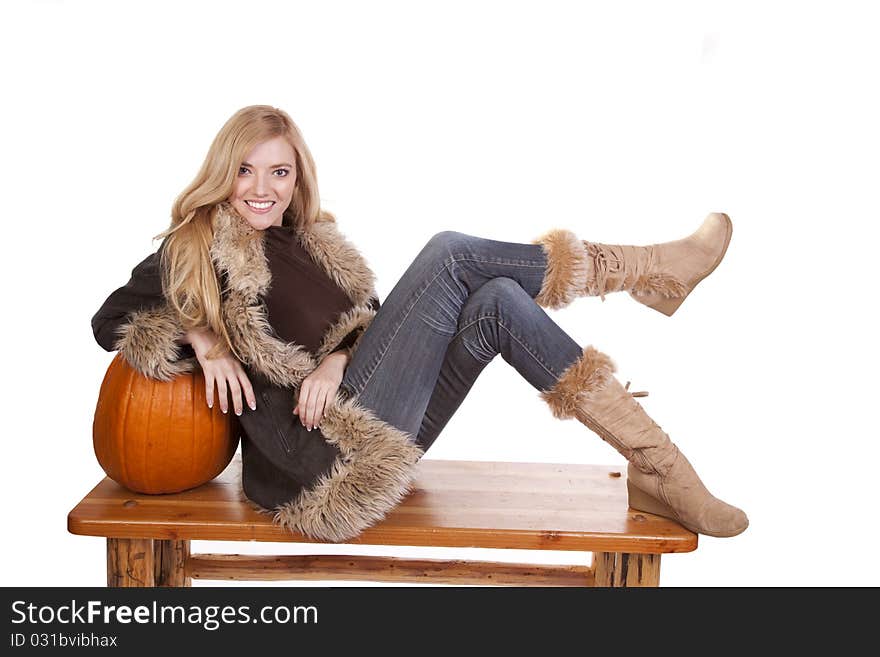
left=238, top=166, right=250, bottom=175
left=273, top=169, right=290, bottom=177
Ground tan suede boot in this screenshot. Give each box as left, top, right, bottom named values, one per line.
left=541, top=346, right=748, bottom=538
left=533, top=212, right=733, bottom=316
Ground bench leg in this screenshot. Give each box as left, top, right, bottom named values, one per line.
left=592, top=552, right=661, bottom=587
left=154, top=539, right=191, bottom=587
left=107, top=538, right=154, bottom=587
left=106, top=539, right=191, bottom=587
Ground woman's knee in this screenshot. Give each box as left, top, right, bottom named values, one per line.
left=420, top=230, right=475, bottom=262
left=454, top=279, right=535, bottom=362
left=456, top=278, right=532, bottom=331
left=469, top=277, right=530, bottom=310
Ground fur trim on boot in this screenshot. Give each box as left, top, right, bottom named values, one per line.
left=532, top=229, right=590, bottom=310
left=540, top=345, right=616, bottom=418
left=532, top=213, right=732, bottom=316
left=541, top=345, right=749, bottom=538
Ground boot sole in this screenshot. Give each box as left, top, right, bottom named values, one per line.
left=642, top=212, right=733, bottom=317
left=627, top=478, right=749, bottom=538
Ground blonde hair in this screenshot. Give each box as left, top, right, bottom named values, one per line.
left=156, top=105, right=333, bottom=360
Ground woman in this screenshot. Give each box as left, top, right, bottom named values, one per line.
left=92, top=105, right=748, bottom=542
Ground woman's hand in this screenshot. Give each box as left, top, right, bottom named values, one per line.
left=294, top=351, right=349, bottom=430
left=184, top=327, right=256, bottom=416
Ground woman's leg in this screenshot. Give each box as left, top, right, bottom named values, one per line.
left=343, top=214, right=736, bottom=425
left=342, top=232, right=748, bottom=536
left=416, top=278, right=583, bottom=450
left=414, top=277, right=583, bottom=450
left=342, top=231, right=557, bottom=434
left=533, top=212, right=734, bottom=316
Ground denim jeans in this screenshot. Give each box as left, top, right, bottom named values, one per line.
left=340, top=231, right=585, bottom=451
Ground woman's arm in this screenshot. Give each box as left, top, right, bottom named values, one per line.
left=92, top=250, right=164, bottom=350
left=295, top=350, right=349, bottom=431
left=296, top=296, right=379, bottom=429
left=91, top=244, right=195, bottom=379
left=184, top=326, right=256, bottom=416
left=327, top=295, right=381, bottom=356
left=93, top=249, right=254, bottom=412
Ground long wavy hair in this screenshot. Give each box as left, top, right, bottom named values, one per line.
left=156, top=105, right=334, bottom=360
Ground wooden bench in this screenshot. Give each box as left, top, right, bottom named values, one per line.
left=67, top=456, right=697, bottom=587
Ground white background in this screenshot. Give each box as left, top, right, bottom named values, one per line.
left=1, top=0, right=877, bottom=587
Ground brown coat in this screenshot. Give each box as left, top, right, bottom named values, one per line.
left=92, top=203, right=423, bottom=542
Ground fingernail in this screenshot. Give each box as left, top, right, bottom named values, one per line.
left=250, top=402, right=256, bottom=410
left=236, top=410, right=242, bottom=416
left=208, top=402, right=213, bottom=409
left=222, top=408, right=227, bottom=414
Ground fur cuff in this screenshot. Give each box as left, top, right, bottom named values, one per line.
left=532, top=229, right=589, bottom=309
left=540, top=346, right=616, bottom=419
left=113, top=304, right=195, bottom=381
left=314, top=304, right=378, bottom=362
left=274, top=397, right=424, bottom=542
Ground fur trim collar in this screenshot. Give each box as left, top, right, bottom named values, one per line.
left=141, top=203, right=420, bottom=543
left=208, top=202, right=379, bottom=387
left=113, top=203, right=380, bottom=384
left=210, top=202, right=376, bottom=306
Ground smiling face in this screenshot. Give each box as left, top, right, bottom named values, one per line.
left=229, top=136, right=297, bottom=230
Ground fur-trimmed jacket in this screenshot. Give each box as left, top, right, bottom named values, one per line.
left=92, top=203, right=424, bottom=542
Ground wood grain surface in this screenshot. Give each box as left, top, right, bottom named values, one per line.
left=70, top=456, right=697, bottom=554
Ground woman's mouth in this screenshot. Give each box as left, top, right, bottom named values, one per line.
left=245, top=200, right=275, bottom=214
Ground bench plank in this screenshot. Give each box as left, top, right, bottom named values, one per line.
left=68, top=456, right=696, bottom=554
left=187, top=554, right=595, bottom=586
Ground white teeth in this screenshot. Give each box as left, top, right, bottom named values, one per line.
left=246, top=201, right=274, bottom=209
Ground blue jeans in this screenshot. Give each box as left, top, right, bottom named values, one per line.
left=341, top=231, right=585, bottom=451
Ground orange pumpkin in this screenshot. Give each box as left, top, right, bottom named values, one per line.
left=93, top=353, right=239, bottom=494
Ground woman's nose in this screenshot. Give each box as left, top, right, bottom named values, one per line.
left=254, top=172, right=268, bottom=196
